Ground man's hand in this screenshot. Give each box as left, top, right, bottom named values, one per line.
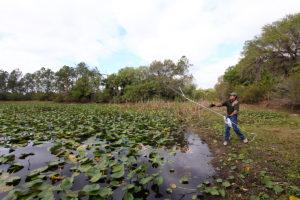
left=209, top=103, right=216, bottom=108
left=209, top=103, right=222, bottom=108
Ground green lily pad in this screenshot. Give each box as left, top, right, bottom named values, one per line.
left=140, top=176, right=153, bottom=185
left=204, top=186, right=219, bottom=196
left=0, top=154, right=15, bottom=164
left=26, top=166, right=49, bottom=180
left=154, top=175, right=164, bottom=186
left=19, top=153, right=34, bottom=159
left=7, top=163, right=24, bottom=173
left=222, top=181, right=231, bottom=188
left=6, top=176, right=21, bottom=186
left=179, top=176, right=189, bottom=184
left=123, top=192, right=134, bottom=200
left=82, top=184, right=100, bottom=195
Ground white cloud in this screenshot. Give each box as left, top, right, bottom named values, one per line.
left=193, top=53, right=241, bottom=89
left=0, top=0, right=299, bottom=88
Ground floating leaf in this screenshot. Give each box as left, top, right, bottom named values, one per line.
left=90, top=172, right=103, bottom=183
left=98, top=187, right=113, bottom=198
left=111, top=170, right=124, bottom=179
left=140, top=176, right=153, bottom=185
left=60, top=190, right=78, bottom=199
left=7, top=163, right=23, bottom=173
left=205, top=186, right=219, bottom=196
left=273, top=184, right=284, bottom=194
left=59, top=177, right=73, bottom=190
left=216, top=178, right=223, bottom=183
left=19, top=153, right=34, bottom=159
left=76, top=145, right=87, bottom=157
left=48, top=160, right=65, bottom=169
left=204, top=180, right=210, bottom=185
left=6, top=176, right=21, bottom=186
left=222, top=181, right=231, bottom=188
left=180, top=176, right=189, bottom=184
left=68, top=154, right=77, bottom=163
left=27, top=166, right=49, bottom=180
left=111, top=164, right=125, bottom=179
left=154, top=176, right=164, bottom=186
left=38, top=190, right=55, bottom=200
left=123, top=192, right=134, bottom=200
left=49, top=174, right=64, bottom=182
left=123, top=184, right=135, bottom=191
left=0, top=154, right=15, bottom=164
left=166, top=187, right=173, bottom=194
left=49, top=143, right=63, bottom=155
left=83, top=184, right=100, bottom=195
left=219, top=188, right=226, bottom=197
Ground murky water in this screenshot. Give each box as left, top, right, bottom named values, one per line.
left=0, top=131, right=215, bottom=199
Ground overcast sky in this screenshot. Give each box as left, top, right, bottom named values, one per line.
left=0, top=0, right=299, bottom=88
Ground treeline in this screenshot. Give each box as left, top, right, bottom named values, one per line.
left=215, top=13, right=300, bottom=108
left=0, top=56, right=216, bottom=103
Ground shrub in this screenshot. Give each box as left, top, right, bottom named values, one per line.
left=236, top=84, right=266, bottom=103
left=275, top=72, right=300, bottom=109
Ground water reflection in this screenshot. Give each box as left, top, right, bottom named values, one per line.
left=0, top=131, right=215, bottom=200
left=145, top=131, right=215, bottom=199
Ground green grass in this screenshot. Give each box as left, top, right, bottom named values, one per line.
left=175, top=103, right=300, bottom=199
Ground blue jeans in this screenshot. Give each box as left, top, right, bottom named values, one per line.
left=224, top=115, right=245, bottom=141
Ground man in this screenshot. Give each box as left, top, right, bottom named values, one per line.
left=209, top=92, right=248, bottom=146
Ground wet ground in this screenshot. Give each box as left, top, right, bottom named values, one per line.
left=0, top=131, right=215, bottom=199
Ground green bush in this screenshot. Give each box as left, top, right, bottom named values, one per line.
left=236, top=84, right=266, bottom=103
left=286, top=72, right=300, bottom=107
left=95, top=90, right=111, bottom=103
left=31, top=92, right=53, bottom=101
left=5, top=93, right=31, bottom=101
left=123, top=83, right=153, bottom=102
left=275, top=72, right=300, bottom=109
left=53, top=93, right=67, bottom=102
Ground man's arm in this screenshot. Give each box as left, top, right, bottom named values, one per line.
left=209, top=102, right=224, bottom=107
left=228, top=110, right=238, bottom=116
left=229, top=100, right=239, bottom=116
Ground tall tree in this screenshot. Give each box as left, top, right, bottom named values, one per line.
left=216, top=13, right=300, bottom=104
left=0, top=70, right=9, bottom=93
left=7, top=69, right=22, bottom=93
left=22, top=73, right=36, bottom=94
left=55, top=65, right=76, bottom=93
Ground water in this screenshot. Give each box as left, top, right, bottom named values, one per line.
left=144, top=132, right=215, bottom=199
left=0, top=131, right=215, bottom=199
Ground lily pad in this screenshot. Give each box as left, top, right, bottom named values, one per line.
left=180, top=176, right=189, bottom=184
left=0, top=154, right=15, bottom=164
left=6, top=176, right=21, bottom=186
left=7, top=163, right=24, bottom=173
left=19, top=153, right=34, bottom=159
